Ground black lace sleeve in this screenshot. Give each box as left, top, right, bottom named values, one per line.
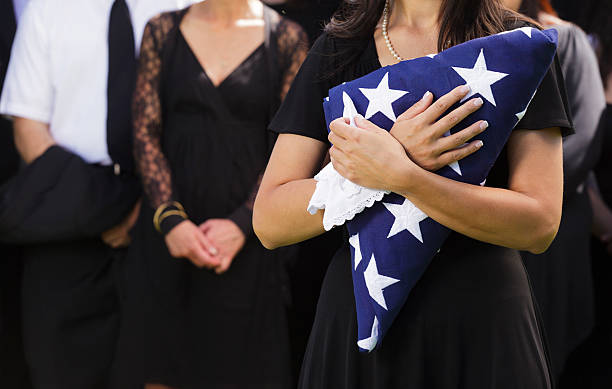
left=227, top=17, right=309, bottom=237
left=277, top=17, right=310, bottom=100
left=133, top=13, right=184, bottom=233
left=133, top=15, right=175, bottom=209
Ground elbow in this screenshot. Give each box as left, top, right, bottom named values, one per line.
left=254, top=227, right=280, bottom=250
left=523, top=213, right=560, bottom=255
left=252, top=201, right=281, bottom=251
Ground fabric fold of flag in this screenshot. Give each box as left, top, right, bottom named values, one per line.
left=309, top=27, right=558, bottom=352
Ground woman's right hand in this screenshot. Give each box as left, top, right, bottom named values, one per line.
left=388, top=84, right=488, bottom=171
left=164, top=220, right=220, bottom=269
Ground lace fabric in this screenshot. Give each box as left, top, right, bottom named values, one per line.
left=308, top=163, right=389, bottom=231
left=133, top=11, right=308, bottom=212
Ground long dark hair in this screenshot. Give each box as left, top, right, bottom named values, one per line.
left=326, top=0, right=518, bottom=52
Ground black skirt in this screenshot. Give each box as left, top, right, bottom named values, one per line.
left=298, top=233, right=552, bottom=389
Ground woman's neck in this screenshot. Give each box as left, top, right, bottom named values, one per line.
left=193, top=0, right=262, bottom=25
left=392, top=0, right=443, bottom=30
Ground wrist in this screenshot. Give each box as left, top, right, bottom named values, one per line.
left=154, top=201, right=188, bottom=235
left=388, top=155, right=420, bottom=194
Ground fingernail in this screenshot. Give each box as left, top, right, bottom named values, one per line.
left=210, top=247, right=218, bottom=255
left=473, top=97, right=483, bottom=107
left=460, top=84, right=471, bottom=94
left=422, top=91, right=431, bottom=100
left=476, top=140, right=484, bottom=148
left=479, top=120, right=489, bottom=130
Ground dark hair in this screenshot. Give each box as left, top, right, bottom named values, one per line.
left=326, top=0, right=519, bottom=52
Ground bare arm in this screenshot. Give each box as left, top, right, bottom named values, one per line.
left=398, top=128, right=561, bottom=253
left=254, top=86, right=491, bottom=249
left=329, top=117, right=563, bottom=254
left=12, top=117, right=55, bottom=164
left=253, top=134, right=327, bottom=249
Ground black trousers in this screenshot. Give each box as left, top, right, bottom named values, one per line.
left=21, top=238, right=124, bottom=389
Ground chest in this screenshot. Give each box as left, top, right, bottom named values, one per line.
left=179, top=22, right=265, bottom=87
left=373, top=27, right=439, bottom=67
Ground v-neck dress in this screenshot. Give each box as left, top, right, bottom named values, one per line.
left=114, top=8, right=309, bottom=389
left=269, top=25, right=573, bottom=389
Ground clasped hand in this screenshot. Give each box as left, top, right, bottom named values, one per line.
left=164, top=219, right=246, bottom=274
left=328, top=85, right=488, bottom=192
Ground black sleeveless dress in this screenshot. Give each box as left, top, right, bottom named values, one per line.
left=269, top=31, right=573, bottom=389
left=114, top=8, right=308, bottom=389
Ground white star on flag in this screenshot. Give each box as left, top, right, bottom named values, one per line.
left=364, top=254, right=400, bottom=310
left=349, top=233, right=363, bottom=270
left=515, top=89, right=538, bottom=122
left=343, top=91, right=359, bottom=126
left=499, top=26, right=533, bottom=38
left=452, top=49, right=509, bottom=107
left=357, top=316, right=379, bottom=352
left=359, top=72, right=408, bottom=122
left=383, top=198, right=428, bottom=242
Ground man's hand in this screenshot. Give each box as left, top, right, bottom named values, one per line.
left=200, top=219, right=246, bottom=274
left=13, top=117, right=56, bottom=164
left=101, top=200, right=141, bottom=248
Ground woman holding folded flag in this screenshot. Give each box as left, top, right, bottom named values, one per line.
left=254, top=0, right=572, bottom=388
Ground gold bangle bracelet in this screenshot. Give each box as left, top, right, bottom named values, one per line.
left=153, top=201, right=187, bottom=233
left=155, top=210, right=188, bottom=233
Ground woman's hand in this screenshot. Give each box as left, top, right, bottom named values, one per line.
left=165, top=220, right=220, bottom=269
left=101, top=200, right=141, bottom=248
left=328, top=115, right=414, bottom=192
left=389, top=85, right=487, bottom=171
left=200, top=219, right=246, bottom=275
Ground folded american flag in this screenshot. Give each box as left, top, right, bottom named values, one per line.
left=308, top=27, right=558, bottom=352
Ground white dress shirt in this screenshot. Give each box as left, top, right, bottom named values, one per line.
left=0, top=0, right=195, bottom=165
left=12, top=0, right=30, bottom=22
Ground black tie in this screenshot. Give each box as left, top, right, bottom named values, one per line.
left=107, top=0, right=136, bottom=174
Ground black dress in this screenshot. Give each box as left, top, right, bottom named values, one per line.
left=269, top=31, right=573, bottom=389
left=114, top=7, right=308, bottom=389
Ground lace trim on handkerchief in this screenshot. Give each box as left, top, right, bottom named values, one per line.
left=307, top=163, right=389, bottom=231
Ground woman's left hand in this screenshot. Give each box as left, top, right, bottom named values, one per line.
left=328, top=115, right=414, bottom=192
left=199, top=219, right=246, bottom=274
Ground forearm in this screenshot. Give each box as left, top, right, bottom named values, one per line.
left=394, top=166, right=560, bottom=253
left=12, top=117, right=55, bottom=164
left=253, top=177, right=324, bottom=249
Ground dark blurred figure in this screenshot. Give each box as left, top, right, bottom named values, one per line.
left=263, top=0, right=344, bottom=381
left=504, top=0, right=606, bottom=385
left=559, top=1, right=612, bottom=387
left=264, top=0, right=341, bottom=42
left=0, top=1, right=31, bottom=388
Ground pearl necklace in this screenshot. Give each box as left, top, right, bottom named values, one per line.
left=382, top=0, right=403, bottom=61
left=382, top=0, right=449, bottom=62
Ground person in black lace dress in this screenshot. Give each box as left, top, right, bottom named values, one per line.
left=113, top=2, right=308, bottom=388
left=253, top=0, right=572, bottom=388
